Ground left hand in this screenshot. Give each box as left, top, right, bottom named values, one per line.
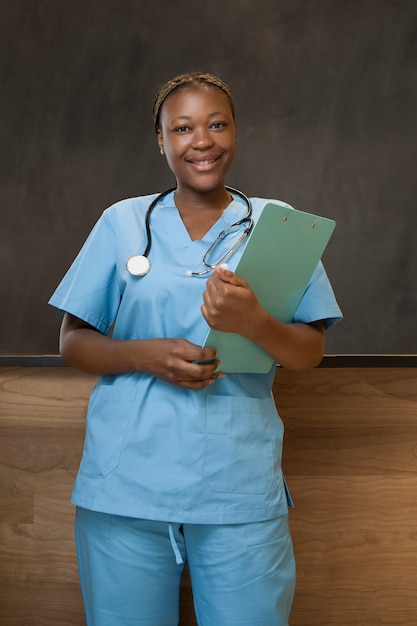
left=202, top=266, right=326, bottom=370
left=201, top=266, right=261, bottom=336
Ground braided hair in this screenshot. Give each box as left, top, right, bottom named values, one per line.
left=153, top=72, right=235, bottom=132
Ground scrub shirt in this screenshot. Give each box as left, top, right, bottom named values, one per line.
left=49, top=191, right=342, bottom=524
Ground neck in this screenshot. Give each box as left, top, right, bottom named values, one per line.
left=174, top=185, right=232, bottom=214
left=174, top=185, right=233, bottom=241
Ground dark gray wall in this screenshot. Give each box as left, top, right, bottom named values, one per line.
left=2, top=0, right=416, bottom=355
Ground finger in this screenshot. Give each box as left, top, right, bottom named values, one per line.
left=171, top=339, right=216, bottom=364
left=205, top=271, right=235, bottom=298
left=177, top=378, right=215, bottom=390
left=196, top=347, right=218, bottom=362
left=177, top=369, right=225, bottom=389
left=175, top=356, right=219, bottom=378
left=190, top=361, right=222, bottom=378
left=201, top=301, right=209, bottom=324
left=213, top=265, right=244, bottom=286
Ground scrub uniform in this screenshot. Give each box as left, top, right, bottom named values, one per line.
left=49, top=191, right=342, bottom=625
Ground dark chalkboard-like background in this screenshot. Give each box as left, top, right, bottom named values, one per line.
left=2, top=0, right=416, bottom=355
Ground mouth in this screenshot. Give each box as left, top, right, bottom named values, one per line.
left=187, top=154, right=222, bottom=169
left=192, top=158, right=217, bottom=165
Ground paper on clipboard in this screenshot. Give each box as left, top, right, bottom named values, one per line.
left=202, top=202, right=336, bottom=373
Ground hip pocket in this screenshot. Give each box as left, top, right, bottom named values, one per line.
left=79, top=385, right=136, bottom=478
left=204, top=395, right=277, bottom=494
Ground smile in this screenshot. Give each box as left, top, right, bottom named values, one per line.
left=188, top=155, right=221, bottom=167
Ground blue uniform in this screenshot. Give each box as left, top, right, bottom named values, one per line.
left=49, top=191, right=342, bottom=624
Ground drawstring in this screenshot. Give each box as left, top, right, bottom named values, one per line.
left=168, top=523, right=184, bottom=565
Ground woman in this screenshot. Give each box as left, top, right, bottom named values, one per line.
left=49, top=72, right=342, bottom=625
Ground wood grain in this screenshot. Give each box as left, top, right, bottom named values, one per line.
left=275, top=368, right=417, bottom=626
left=1, top=366, right=417, bottom=624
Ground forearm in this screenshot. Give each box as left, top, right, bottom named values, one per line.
left=58, top=313, right=221, bottom=386
left=59, top=324, right=141, bottom=375
left=245, top=307, right=325, bottom=370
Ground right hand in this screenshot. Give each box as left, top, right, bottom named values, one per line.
left=59, top=313, right=223, bottom=389
left=135, top=337, right=223, bottom=389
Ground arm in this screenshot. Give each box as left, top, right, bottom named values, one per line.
left=59, top=313, right=223, bottom=388
left=201, top=266, right=325, bottom=370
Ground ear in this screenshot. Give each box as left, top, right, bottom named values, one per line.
left=157, top=131, right=164, bottom=155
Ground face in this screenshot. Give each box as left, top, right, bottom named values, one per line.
left=157, top=85, right=236, bottom=195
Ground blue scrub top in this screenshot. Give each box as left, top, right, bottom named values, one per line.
left=49, top=191, right=342, bottom=524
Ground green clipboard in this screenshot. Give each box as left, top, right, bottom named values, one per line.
left=202, top=202, right=336, bottom=373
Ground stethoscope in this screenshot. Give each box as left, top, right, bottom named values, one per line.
left=126, top=186, right=254, bottom=277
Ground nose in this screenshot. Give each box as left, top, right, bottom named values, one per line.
left=192, top=126, right=214, bottom=149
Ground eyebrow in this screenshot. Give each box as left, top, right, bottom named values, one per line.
left=171, top=111, right=230, bottom=123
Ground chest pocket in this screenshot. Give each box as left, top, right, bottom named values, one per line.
left=79, top=385, right=136, bottom=478
left=204, top=395, right=276, bottom=494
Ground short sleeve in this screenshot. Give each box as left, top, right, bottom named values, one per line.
left=292, top=261, right=343, bottom=329
left=48, top=212, right=121, bottom=334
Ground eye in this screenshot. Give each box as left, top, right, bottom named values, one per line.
left=174, top=125, right=190, bottom=133
left=210, top=121, right=226, bottom=130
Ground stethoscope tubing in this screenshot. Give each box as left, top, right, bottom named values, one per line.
left=126, top=186, right=253, bottom=277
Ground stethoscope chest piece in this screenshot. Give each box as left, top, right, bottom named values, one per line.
left=126, top=255, right=151, bottom=276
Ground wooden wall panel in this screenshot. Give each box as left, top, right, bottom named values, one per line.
left=274, top=367, right=417, bottom=625
left=0, top=368, right=89, bottom=625
left=1, top=366, right=417, bottom=625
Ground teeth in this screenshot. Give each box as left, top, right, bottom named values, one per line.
left=195, top=159, right=215, bottom=165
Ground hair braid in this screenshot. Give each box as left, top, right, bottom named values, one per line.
left=153, top=72, right=235, bottom=132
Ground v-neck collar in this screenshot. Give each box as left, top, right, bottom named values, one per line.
left=157, top=190, right=248, bottom=246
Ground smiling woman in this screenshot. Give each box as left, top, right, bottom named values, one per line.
left=156, top=80, right=237, bottom=235
left=48, top=71, right=342, bottom=625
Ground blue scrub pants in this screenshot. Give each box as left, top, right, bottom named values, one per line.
left=75, top=507, right=296, bottom=625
